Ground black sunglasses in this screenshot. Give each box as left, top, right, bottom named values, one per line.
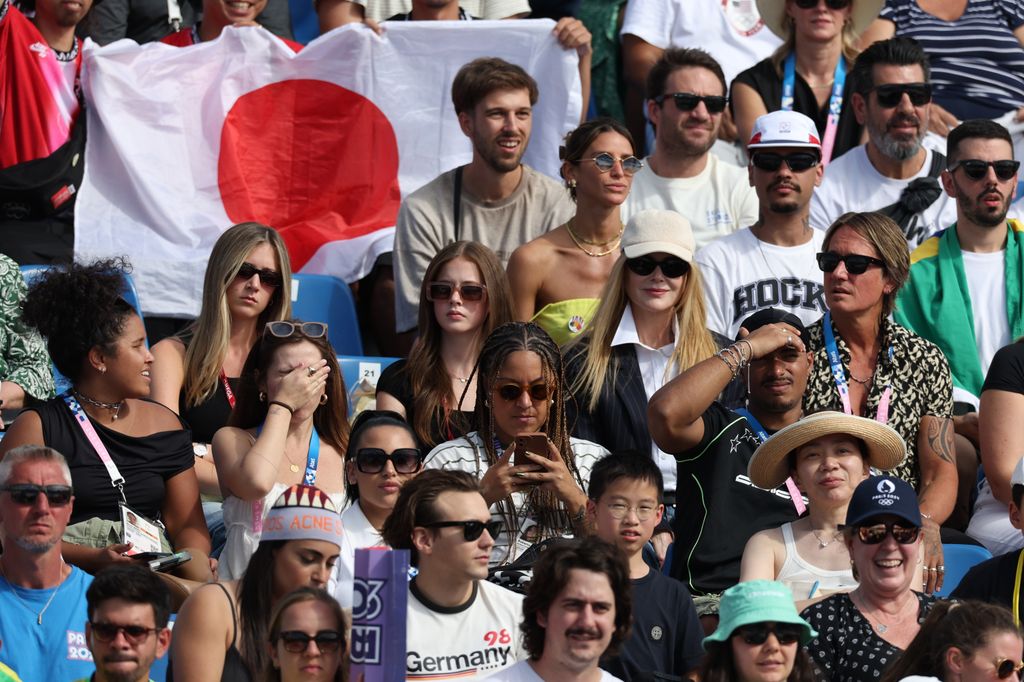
left=654, top=92, right=728, bottom=114
left=850, top=522, right=921, bottom=545
left=422, top=519, right=503, bottom=542
left=816, top=251, right=886, bottom=275
left=871, top=83, right=932, bottom=108
left=625, top=256, right=690, bottom=279
left=235, top=262, right=283, bottom=288
left=0, top=484, right=73, bottom=506
left=426, top=282, right=487, bottom=302
left=354, top=447, right=424, bottom=475
left=582, top=153, right=644, bottom=175
left=278, top=630, right=345, bottom=654
left=751, top=152, right=820, bottom=173
left=949, top=159, right=1020, bottom=182
left=734, top=623, right=803, bottom=646
left=496, top=382, right=550, bottom=402
left=265, top=321, right=328, bottom=338
left=994, top=658, right=1024, bottom=680
left=793, top=0, right=851, bottom=8
left=90, top=622, right=159, bottom=644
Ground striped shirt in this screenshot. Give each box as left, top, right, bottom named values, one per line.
left=880, top=0, right=1024, bottom=118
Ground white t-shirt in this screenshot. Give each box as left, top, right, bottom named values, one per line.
left=696, top=227, right=827, bottom=337
left=620, top=0, right=781, bottom=88
left=810, top=145, right=958, bottom=250
left=961, top=249, right=1011, bottom=379
left=489, top=659, right=625, bottom=682
left=621, top=155, right=758, bottom=249
left=351, top=0, right=530, bottom=21
left=332, top=500, right=386, bottom=609
left=406, top=580, right=525, bottom=679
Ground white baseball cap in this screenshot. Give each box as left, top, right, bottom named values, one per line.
left=747, top=110, right=822, bottom=151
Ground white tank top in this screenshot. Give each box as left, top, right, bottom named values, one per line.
left=777, top=522, right=859, bottom=600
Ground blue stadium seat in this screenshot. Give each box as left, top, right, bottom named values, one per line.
left=291, top=273, right=363, bottom=356
left=337, top=355, right=400, bottom=416
left=935, top=543, right=993, bottom=597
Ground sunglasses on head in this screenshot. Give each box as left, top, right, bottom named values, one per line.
left=90, top=622, right=158, bottom=644
left=871, top=83, right=932, bottom=108
left=816, top=251, right=886, bottom=275
left=751, top=152, right=820, bottom=173
left=354, top=447, right=424, bottom=475
left=793, top=0, right=851, bottom=9
left=495, top=382, right=550, bottom=402
left=422, top=519, right=503, bottom=542
left=235, top=262, right=283, bottom=288
left=654, top=92, right=728, bottom=114
left=426, top=282, right=487, bottom=302
left=994, top=658, right=1024, bottom=680
left=949, top=159, right=1020, bottom=182
left=625, top=255, right=690, bottom=279
left=278, top=630, right=345, bottom=654
left=733, top=623, right=803, bottom=646
left=265, top=321, right=328, bottom=339
left=0, top=484, right=73, bottom=506
left=582, top=153, right=644, bottom=175
left=850, top=521, right=921, bottom=545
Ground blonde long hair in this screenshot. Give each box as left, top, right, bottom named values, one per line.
left=182, top=222, right=292, bottom=409
left=567, top=257, right=717, bottom=412
left=769, top=9, right=861, bottom=76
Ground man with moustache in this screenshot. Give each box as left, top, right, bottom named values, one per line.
left=392, top=56, right=577, bottom=334
left=696, top=110, right=827, bottom=338
left=811, top=37, right=956, bottom=250
left=621, top=48, right=758, bottom=248
left=896, top=120, right=1024, bottom=555
left=647, top=309, right=810, bottom=631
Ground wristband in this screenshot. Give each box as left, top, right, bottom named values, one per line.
left=269, top=400, right=295, bottom=414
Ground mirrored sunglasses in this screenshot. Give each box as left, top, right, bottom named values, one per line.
left=872, top=83, right=932, bottom=108
left=853, top=522, right=920, bottom=545
left=355, top=447, right=424, bottom=474
left=235, top=262, right=283, bottom=288
left=624, top=256, right=690, bottom=279
left=278, top=630, right=345, bottom=654
left=750, top=152, right=820, bottom=173
left=422, top=519, right=503, bottom=542
left=0, top=484, right=73, bottom=506
left=426, top=282, right=487, bottom=302
left=90, top=622, right=158, bottom=644
left=949, top=159, right=1020, bottom=182
left=265, top=321, right=328, bottom=338
left=496, top=382, right=550, bottom=402
left=816, top=251, right=886, bottom=275
left=654, top=92, right=728, bottom=114
left=585, top=153, right=643, bottom=175
left=734, top=623, right=803, bottom=646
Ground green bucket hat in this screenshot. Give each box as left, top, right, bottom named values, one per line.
left=702, top=580, right=817, bottom=650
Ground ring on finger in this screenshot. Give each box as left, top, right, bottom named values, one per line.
left=787, top=335, right=793, bottom=345
left=307, top=366, right=316, bottom=377
left=925, top=567, right=936, bottom=572
left=937, top=565, right=945, bottom=572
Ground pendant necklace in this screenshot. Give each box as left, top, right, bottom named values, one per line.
left=811, top=528, right=842, bottom=549
left=0, top=558, right=67, bottom=625
left=74, top=390, right=125, bottom=421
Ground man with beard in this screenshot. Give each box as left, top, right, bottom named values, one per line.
left=896, top=120, right=1024, bottom=554
left=647, top=308, right=810, bottom=633
left=621, top=48, right=758, bottom=249
left=392, top=56, right=578, bottom=334
left=696, top=110, right=827, bottom=338
left=75, top=565, right=171, bottom=682
left=810, top=37, right=956, bottom=250
left=0, top=446, right=95, bottom=680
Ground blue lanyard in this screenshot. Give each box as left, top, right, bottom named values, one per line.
left=255, top=424, right=321, bottom=485
left=735, top=407, right=769, bottom=443
left=735, top=407, right=806, bottom=515
left=823, top=311, right=893, bottom=422
left=782, top=53, right=846, bottom=165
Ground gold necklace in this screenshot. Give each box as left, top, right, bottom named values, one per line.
left=566, top=219, right=624, bottom=258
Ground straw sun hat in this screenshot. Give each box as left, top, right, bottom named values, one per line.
left=747, top=411, right=906, bottom=490
left=756, top=0, right=884, bottom=41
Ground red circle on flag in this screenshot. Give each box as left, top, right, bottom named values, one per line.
left=218, top=79, right=401, bottom=270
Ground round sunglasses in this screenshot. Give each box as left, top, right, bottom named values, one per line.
left=89, top=622, right=159, bottom=644
left=426, top=282, right=487, bottom=302
left=277, top=630, right=345, bottom=654
left=816, top=251, right=886, bottom=275
left=733, top=623, right=803, bottom=646
left=354, top=447, right=424, bottom=475
left=580, top=153, right=643, bottom=175
left=495, top=382, right=550, bottom=402
left=993, top=657, right=1024, bottom=680
left=0, top=484, right=73, bottom=506
left=654, top=92, right=728, bottom=114
left=750, top=152, right=820, bottom=173
left=265, top=321, right=328, bottom=338
left=235, top=262, right=283, bottom=288
left=948, top=159, right=1020, bottom=182
left=421, top=519, right=503, bottom=542
left=625, top=256, right=690, bottom=279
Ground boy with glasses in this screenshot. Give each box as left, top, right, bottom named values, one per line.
left=75, top=564, right=171, bottom=682
left=587, top=453, right=703, bottom=681
left=381, top=469, right=526, bottom=679
left=0, top=445, right=96, bottom=680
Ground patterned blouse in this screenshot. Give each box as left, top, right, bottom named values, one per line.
left=0, top=255, right=53, bottom=403
left=803, top=317, right=952, bottom=489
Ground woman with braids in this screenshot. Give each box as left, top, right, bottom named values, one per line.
left=150, top=222, right=292, bottom=496
left=881, top=600, right=1023, bottom=682
left=506, top=118, right=639, bottom=346
left=423, top=321, right=609, bottom=568
left=0, top=258, right=212, bottom=580
left=212, top=320, right=348, bottom=580
left=376, top=241, right=514, bottom=451
left=170, top=484, right=342, bottom=682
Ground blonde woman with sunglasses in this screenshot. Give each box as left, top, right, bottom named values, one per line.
left=212, top=320, right=349, bottom=580
left=507, top=118, right=640, bottom=346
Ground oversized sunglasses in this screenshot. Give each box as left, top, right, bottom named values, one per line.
left=355, top=447, right=424, bottom=474
left=994, top=657, right=1024, bottom=680
left=235, top=262, right=283, bottom=288
left=582, top=153, right=643, bottom=175
left=422, top=519, right=503, bottom=542
left=849, top=522, right=921, bottom=545
left=495, top=382, right=550, bottom=402
left=0, top=484, right=73, bottom=506
left=793, top=0, right=851, bottom=9
left=872, top=83, right=932, bottom=108
left=948, top=159, right=1020, bottom=182
left=733, top=623, right=803, bottom=646
left=90, top=622, right=159, bottom=644
left=278, top=630, right=345, bottom=654
left=625, top=256, right=690, bottom=279
left=426, top=282, right=487, bottom=302
left=265, top=321, right=328, bottom=338
left=751, top=152, right=820, bottom=173
left=816, top=251, right=886, bottom=275
left=654, top=92, right=728, bottom=114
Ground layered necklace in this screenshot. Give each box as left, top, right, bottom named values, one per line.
left=0, top=558, right=68, bottom=625
left=566, top=218, right=624, bottom=258
left=74, top=390, right=125, bottom=421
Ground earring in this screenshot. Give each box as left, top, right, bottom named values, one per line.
left=568, top=179, right=576, bottom=189
left=259, top=391, right=266, bottom=402
left=319, top=394, right=328, bottom=405
left=99, top=366, right=107, bottom=373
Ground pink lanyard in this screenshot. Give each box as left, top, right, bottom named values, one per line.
left=63, top=393, right=128, bottom=504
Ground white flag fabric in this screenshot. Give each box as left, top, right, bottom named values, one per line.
left=75, top=21, right=581, bottom=317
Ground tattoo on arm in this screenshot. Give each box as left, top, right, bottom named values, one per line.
left=927, top=417, right=955, bottom=464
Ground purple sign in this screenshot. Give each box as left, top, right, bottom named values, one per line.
left=350, top=547, right=409, bottom=681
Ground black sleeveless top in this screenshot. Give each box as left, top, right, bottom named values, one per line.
left=167, top=582, right=252, bottom=681
left=176, top=329, right=241, bottom=444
